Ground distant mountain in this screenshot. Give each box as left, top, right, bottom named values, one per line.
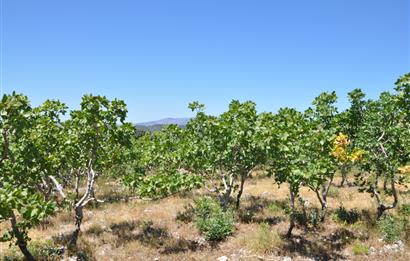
left=135, top=118, right=190, bottom=132
left=137, top=118, right=190, bottom=127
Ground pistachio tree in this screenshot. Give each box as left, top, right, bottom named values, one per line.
left=124, top=124, right=202, bottom=199
left=303, top=92, right=339, bottom=218
left=355, top=74, right=410, bottom=218
left=337, top=89, right=366, bottom=186
left=268, top=107, right=310, bottom=237
left=64, top=95, right=134, bottom=249
left=186, top=100, right=268, bottom=210
left=0, top=93, right=62, bottom=260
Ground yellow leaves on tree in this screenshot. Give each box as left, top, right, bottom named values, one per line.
left=331, top=133, right=364, bottom=163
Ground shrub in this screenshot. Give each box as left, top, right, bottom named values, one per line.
left=332, top=206, right=360, bottom=224
left=239, top=208, right=257, bottom=223
left=351, top=241, right=369, bottom=255
left=138, top=172, right=203, bottom=199
left=195, top=197, right=235, bottom=241
left=399, top=203, right=410, bottom=216
left=327, top=187, right=340, bottom=198
left=267, top=202, right=282, bottom=213
left=246, top=223, right=283, bottom=253
left=377, top=216, right=407, bottom=243
left=86, top=223, right=105, bottom=236
left=1, top=240, right=65, bottom=261
left=175, top=204, right=196, bottom=223
left=291, top=208, right=321, bottom=228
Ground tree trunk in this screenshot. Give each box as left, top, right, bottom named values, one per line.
left=374, top=174, right=398, bottom=219
left=286, top=189, right=296, bottom=238
left=10, top=213, right=35, bottom=261
left=340, top=165, right=348, bottom=187
left=68, top=166, right=96, bottom=249
left=219, top=174, right=234, bottom=211
left=314, top=174, right=334, bottom=221
left=383, top=178, right=388, bottom=192
left=220, top=187, right=232, bottom=212
left=68, top=205, right=83, bottom=250
left=235, top=172, right=247, bottom=209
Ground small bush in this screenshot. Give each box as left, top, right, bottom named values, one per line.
left=327, top=187, right=340, bottom=198
left=332, top=206, right=360, bottom=224
left=267, top=202, right=282, bottom=213
left=246, top=223, right=283, bottom=253
left=86, top=223, right=105, bottom=236
left=377, top=216, right=407, bottom=243
left=399, top=203, right=410, bottom=216
left=351, top=241, right=369, bottom=255
left=239, top=208, right=257, bottom=223
left=175, top=204, right=195, bottom=223
left=195, top=197, right=235, bottom=241
left=292, top=208, right=321, bottom=228
left=1, top=240, right=65, bottom=261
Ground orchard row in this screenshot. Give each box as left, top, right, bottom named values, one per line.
left=1, top=73, right=409, bottom=260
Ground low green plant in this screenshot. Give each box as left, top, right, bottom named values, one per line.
left=121, top=172, right=145, bottom=192
left=332, top=206, right=360, bottom=224
left=377, top=216, right=407, bottom=243
left=291, top=208, right=321, bottom=228
left=86, top=223, right=105, bottom=236
left=351, top=241, right=369, bottom=255
left=399, top=203, right=410, bottom=216
left=239, top=208, right=258, bottom=223
left=195, top=197, right=235, bottom=241
left=175, top=204, right=195, bottom=223
left=267, top=202, right=282, bottom=213
left=246, top=222, right=284, bottom=253
left=327, top=187, right=340, bottom=198
left=137, top=172, right=203, bottom=199
left=1, top=240, right=65, bottom=261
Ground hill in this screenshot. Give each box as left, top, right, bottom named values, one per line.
left=135, top=118, right=190, bottom=132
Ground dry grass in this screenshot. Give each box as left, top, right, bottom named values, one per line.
left=1, top=175, right=410, bottom=260
left=243, top=222, right=284, bottom=254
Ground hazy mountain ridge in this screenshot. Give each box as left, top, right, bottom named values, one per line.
left=135, top=117, right=190, bottom=132
left=137, top=117, right=190, bottom=126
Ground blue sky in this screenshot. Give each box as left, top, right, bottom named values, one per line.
left=1, top=0, right=409, bottom=122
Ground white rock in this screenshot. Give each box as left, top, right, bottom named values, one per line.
left=283, top=257, right=292, bottom=261
left=217, top=256, right=229, bottom=261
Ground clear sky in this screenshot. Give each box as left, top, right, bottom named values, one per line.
left=1, top=0, right=409, bottom=122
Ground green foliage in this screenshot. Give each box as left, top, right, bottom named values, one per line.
left=332, top=206, right=360, bottom=224
left=238, top=208, right=257, bottom=223
left=292, top=208, right=321, bottom=228
left=175, top=204, right=196, bottom=223
left=327, top=187, right=340, bottom=198
left=0, top=93, right=61, bottom=254
left=0, top=183, right=56, bottom=242
left=354, top=74, right=410, bottom=216
left=377, top=216, right=407, bottom=243
left=121, top=172, right=145, bottom=191
left=399, top=203, right=410, bottom=216
left=131, top=172, right=203, bottom=199
left=267, top=202, right=283, bottom=213
left=185, top=100, right=271, bottom=208
left=195, top=197, right=235, bottom=241
left=268, top=107, right=308, bottom=195
left=63, top=95, right=134, bottom=172
left=246, top=222, right=284, bottom=254
left=351, top=241, right=369, bottom=255
left=0, top=72, right=409, bottom=257
left=1, top=240, right=65, bottom=260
